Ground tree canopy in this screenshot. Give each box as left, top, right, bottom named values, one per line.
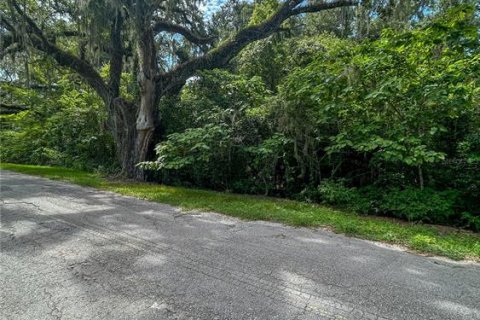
left=1, top=0, right=359, bottom=178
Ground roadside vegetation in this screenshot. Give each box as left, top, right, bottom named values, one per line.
left=1, top=3, right=479, bottom=259
left=2, top=163, right=479, bottom=261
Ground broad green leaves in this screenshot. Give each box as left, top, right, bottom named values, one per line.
left=279, top=5, right=479, bottom=170
left=142, top=124, right=232, bottom=171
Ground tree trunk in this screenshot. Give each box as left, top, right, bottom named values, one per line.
left=110, top=92, right=157, bottom=180
left=108, top=5, right=159, bottom=180
left=108, top=87, right=157, bottom=181
left=418, top=165, right=424, bottom=190
left=111, top=98, right=137, bottom=177
left=134, top=76, right=157, bottom=180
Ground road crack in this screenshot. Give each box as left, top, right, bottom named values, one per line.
left=44, top=288, right=63, bottom=320
left=2, top=201, right=45, bottom=211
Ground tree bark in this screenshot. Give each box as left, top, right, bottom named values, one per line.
left=418, top=165, right=424, bottom=190
left=134, top=77, right=157, bottom=179
left=110, top=98, right=136, bottom=177
left=110, top=95, right=157, bottom=179
left=131, top=2, right=158, bottom=179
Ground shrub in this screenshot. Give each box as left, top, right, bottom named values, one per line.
left=380, top=188, right=458, bottom=223
left=296, top=186, right=323, bottom=203
left=461, top=212, right=480, bottom=232
left=318, top=179, right=358, bottom=206
left=317, top=179, right=372, bottom=213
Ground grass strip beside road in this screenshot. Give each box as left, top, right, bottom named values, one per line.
left=2, top=163, right=479, bottom=261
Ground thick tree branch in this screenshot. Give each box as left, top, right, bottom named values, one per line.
left=8, top=0, right=111, bottom=103
left=160, top=0, right=358, bottom=93
left=0, top=102, right=28, bottom=115
left=1, top=13, right=17, bottom=50
left=0, top=43, right=23, bottom=59
left=1, top=33, right=16, bottom=50
left=108, top=10, right=124, bottom=99
left=1, top=15, right=85, bottom=55
left=55, top=30, right=84, bottom=37
left=152, top=20, right=215, bottom=45
left=0, top=12, right=15, bottom=32
left=290, top=0, right=358, bottom=15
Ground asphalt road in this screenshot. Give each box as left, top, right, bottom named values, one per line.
left=1, top=170, right=479, bottom=320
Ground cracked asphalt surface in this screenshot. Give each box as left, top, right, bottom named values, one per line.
left=1, top=170, right=479, bottom=320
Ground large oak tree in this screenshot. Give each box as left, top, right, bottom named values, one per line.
left=1, top=0, right=357, bottom=179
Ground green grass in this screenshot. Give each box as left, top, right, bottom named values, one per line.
left=2, top=162, right=479, bottom=261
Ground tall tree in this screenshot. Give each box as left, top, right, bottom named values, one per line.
left=1, top=0, right=357, bottom=179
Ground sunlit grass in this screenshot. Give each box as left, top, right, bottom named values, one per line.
left=2, top=162, right=479, bottom=261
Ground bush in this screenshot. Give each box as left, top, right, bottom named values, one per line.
left=380, top=188, right=458, bottom=223
left=318, top=179, right=358, bottom=206
left=296, top=186, right=323, bottom=203
left=316, top=179, right=372, bottom=213
left=309, top=180, right=465, bottom=227
left=428, top=159, right=480, bottom=222
left=141, top=124, right=233, bottom=188
left=461, top=212, right=480, bottom=232
left=0, top=81, right=116, bottom=172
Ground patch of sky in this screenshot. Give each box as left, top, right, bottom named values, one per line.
left=201, top=0, right=227, bottom=19
left=201, top=0, right=254, bottom=19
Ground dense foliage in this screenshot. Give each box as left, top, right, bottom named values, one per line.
left=2, top=2, right=479, bottom=230
left=144, top=5, right=480, bottom=230
left=1, top=72, right=117, bottom=172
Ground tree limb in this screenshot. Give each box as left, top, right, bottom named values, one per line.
left=108, top=10, right=124, bottom=99
left=160, top=0, right=358, bottom=93
left=0, top=43, right=23, bottom=59
left=54, top=30, right=84, bottom=37
left=152, top=20, right=215, bottom=45
left=290, top=0, right=358, bottom=15
left=8, top=0, right=111, bottom=103
left=1, top=13, right=17, bottom=50
left=0, top=102, right=28, bottom=115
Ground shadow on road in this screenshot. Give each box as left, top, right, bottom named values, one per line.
left=1, top=170, right=479, bottom=320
